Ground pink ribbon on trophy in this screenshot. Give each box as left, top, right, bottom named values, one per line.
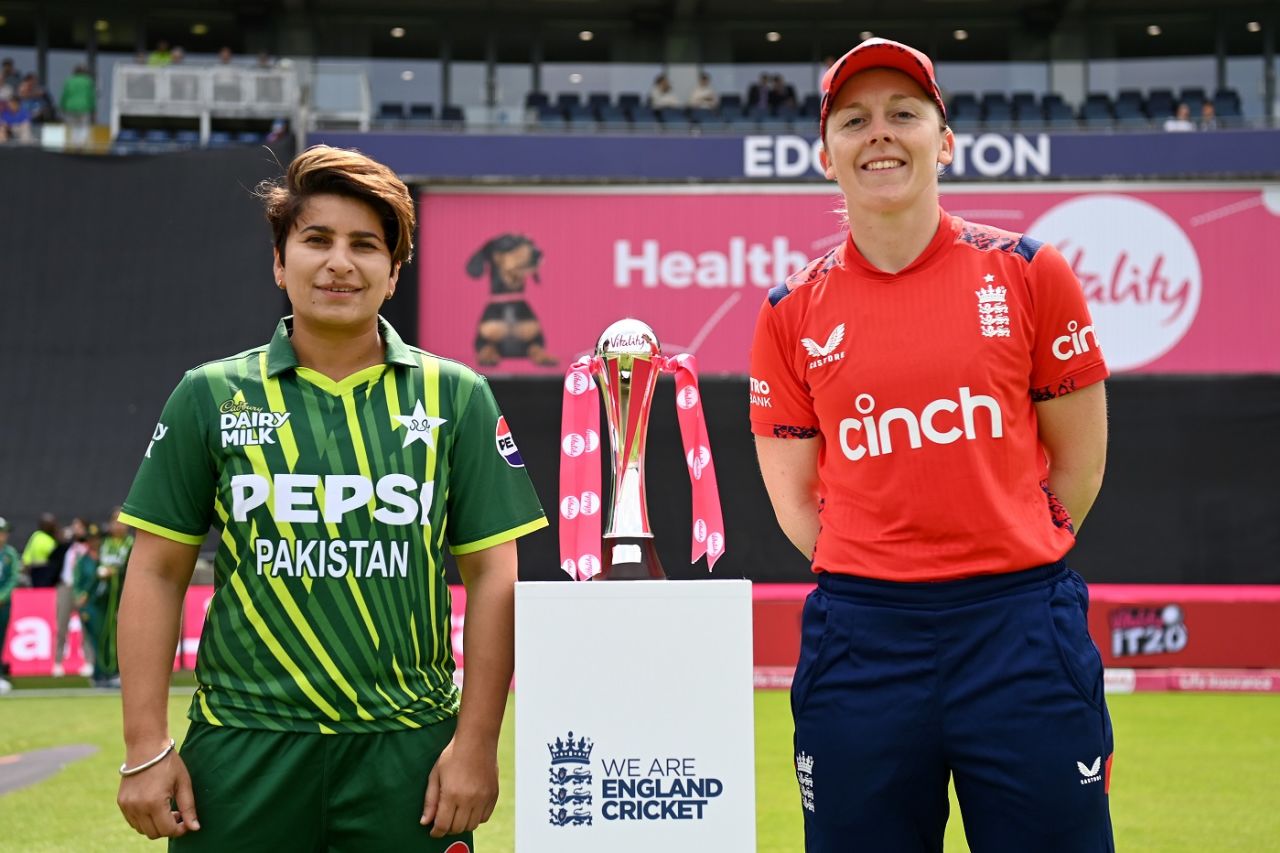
left=558, top=354, right=725, bottom=580
left=559, top=356, right=604, bottom=580
left=664, top=353, right=726, bottom=570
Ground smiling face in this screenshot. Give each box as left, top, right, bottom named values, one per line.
left=273, top=193, right=399, bottom=335
left=819, top=67, right=954, bottom=217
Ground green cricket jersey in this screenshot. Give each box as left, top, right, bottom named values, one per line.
left=0, top=544, right=19, bottom=604
left=121, top=317, right=547, bottom=733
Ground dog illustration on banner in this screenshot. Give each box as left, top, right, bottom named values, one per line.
left=467, top=234, right=558, bottom=367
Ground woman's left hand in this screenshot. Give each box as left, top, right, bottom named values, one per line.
left=420, top=736, right=499, bottom=838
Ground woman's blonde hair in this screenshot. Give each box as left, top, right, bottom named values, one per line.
left=257, top=145, right=415, bottom=266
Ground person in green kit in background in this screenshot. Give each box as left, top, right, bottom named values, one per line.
left=88, top=510, right=133, bottom=687
left=0, top=517, right=20, bottom=691
left=73, top=523, right=107, bottom=685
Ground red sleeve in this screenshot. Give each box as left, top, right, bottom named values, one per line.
left=1027, top=242, right=1110, bottom=399
left=748, top=296, right=818, bottom=437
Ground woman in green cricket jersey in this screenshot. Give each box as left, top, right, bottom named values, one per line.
left=115, top=145, right=547, bottom=852
left=89, top=510, right=133, bottom=687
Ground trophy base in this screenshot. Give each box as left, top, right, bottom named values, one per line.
left=595, top=536, right=666, bottom=580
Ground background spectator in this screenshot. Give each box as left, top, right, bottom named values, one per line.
left=0, top=517, right=20, bottom=684
left=21, top=513, right=59, bottom=586
left=1164, top=102, right=1196, bottom=132
left=1199, top=101, right=1218, bottom=130
left=18, top=73, right=55, bottom=125
left=170, top=46, right=186, bottom=65
left=689, top=72, right=720, bottom=110
left=0, top=57, right=19, bottom=92
left=49, top=516, right=94, bottom=677
left=147, top=40, right=172, bottom=66
left=60, top=64, right=95, bottom=148
left=649, top=73, right=682, bottom=109
left=769, top=73, right=797, bottom=111
left=746, top=73, right=771, bottom=111
left=218, top=46, right=235, bottom=65
left=1, top=93, right=33, bottom=142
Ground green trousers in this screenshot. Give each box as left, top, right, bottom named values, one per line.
left=171, top=719, right=474, bottom=852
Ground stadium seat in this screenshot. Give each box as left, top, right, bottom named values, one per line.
left=115, top=128, right=141, bottom=143
left=236, top=131, right=263, bottom=144
left=587, top=92, right=612, bottom=110
left=597, top=105, right=628, bottom=128
left=1213, top=88, right=1242, bottom=123
left=689, top=108, right=720, bottom=129
left=525, top=91, right=549, bottom=109
left=983, top=99, right=1013, bottom=128
left=1012, top=94, right=1042, bottom=127
left=555, top=92, right=581, bottom=111
left=617, top=93, right=642, bottom=111
left=408, top=103, right=434, bottom=121
left=1080, top=94, right=1114, bottom=129
left=440, top=105, right=464, bottom=123
left=1147, top=88, right=1175, bottom=119
left=656, top=108, right=692, bottom=132
left=378, top=102, right=405, bottom=120
left=174, top=129, right=200, bottom=145
left=1041, top=93, right=1076, bottom=128
left=208, top=130, right=233, bottom=146
left=948, top=93, right=982, bottom=129
left=536, top=104, right=564, bottom=127
left=143, top=129, right=172, bottom=143
left=565, top=104, right=596, bottom=129
left=628, top=105, right=657, bottom=129
left=718, top=93, right=743, bottom=115
left=799, top=93, right=821, bottom=116
left=1179, top=87, right=1207, bottom=116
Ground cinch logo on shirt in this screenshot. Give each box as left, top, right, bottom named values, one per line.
left=1052, top=320, right=1100, bottom=361
left=838, top=387, right=1004, bottom=461
left=802, top=323, right=846, bottom=369
left=220, top=411, right=291, bottom=448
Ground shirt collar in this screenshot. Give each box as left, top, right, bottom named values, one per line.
left=266, top=316, right=419, bottom=377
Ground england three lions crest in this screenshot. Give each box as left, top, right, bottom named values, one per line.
left=548, top=731, right=594, bottom=827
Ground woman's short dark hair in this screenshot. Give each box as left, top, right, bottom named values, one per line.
left=256, top=145, right=415, bottom=267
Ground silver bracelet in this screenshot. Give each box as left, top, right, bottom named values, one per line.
left=119, top=738, right=176, bottom=777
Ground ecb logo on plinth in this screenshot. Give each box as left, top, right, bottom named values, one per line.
left=547, top=731, right=595, bottom=827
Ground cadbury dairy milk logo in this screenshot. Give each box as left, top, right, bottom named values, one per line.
left=1028, top=195, right=1201, bottom=371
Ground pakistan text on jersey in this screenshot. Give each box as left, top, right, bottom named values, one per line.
left=254, top=538, right=410, bottom=579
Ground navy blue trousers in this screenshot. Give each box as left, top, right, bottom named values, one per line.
left=791, top=562, right=1115, bottom=853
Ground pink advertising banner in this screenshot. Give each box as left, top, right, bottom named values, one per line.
left=417, top=186, right=1280, bottom=376
left=2, top=587, right=210, bottom=676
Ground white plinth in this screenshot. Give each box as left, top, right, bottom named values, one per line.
left=514, top=579, right=756, bottom=852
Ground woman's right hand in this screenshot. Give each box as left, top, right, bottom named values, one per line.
left=117, top=749, right=201, bottom=839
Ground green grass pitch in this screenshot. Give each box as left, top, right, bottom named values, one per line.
left=0, top=689, right=1277, bottom=851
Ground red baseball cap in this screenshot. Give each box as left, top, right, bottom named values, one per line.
left=819, top=38, right=947, bottom=139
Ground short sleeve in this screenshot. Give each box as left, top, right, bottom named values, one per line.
left=749, top=297, right=818, bottom=437
left=445, top=377, right=548, bottom=555
left=119, top=372, right=217, bottom=545
left=1027, top=242, right=1110, bottom=398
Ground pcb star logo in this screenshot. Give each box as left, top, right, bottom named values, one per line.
left=393, top=400, right=447, bottom=449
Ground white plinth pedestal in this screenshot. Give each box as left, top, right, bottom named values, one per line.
left=514, top=579, right=756, bottom=852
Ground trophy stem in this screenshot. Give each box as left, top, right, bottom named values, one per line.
left=594, top=536, right=665, bottom=580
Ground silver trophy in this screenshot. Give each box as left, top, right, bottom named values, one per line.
left=593, top=319, right=665, bottom=580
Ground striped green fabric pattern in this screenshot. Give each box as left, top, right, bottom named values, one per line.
left=121, top=317, right=547, bottom=733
